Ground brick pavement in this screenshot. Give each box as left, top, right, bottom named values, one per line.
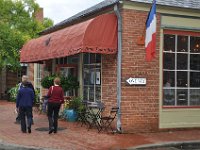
left=1, top=100, right=200, bottom=150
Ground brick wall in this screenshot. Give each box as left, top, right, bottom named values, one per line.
left=102, top=54, right=117, bottom=110
left=119, top=9, right=160, bottom=133
left=34, top=8, right=43, bottom=22
left=6, top=70, right=18, bottom=89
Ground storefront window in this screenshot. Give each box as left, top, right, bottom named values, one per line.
left=56, top=55, right=79, bottom=96
left=163, top=31, right=200, bottom=106
left=83, top=53, right=101, bottom=102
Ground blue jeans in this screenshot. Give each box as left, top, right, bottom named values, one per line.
left=19, top=106, right=33, bottom=132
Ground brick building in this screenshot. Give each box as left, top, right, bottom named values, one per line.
left=20, top=0, right=200, bottom=133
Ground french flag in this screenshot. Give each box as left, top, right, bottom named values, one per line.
left=145, top=0, right=156, bottom=61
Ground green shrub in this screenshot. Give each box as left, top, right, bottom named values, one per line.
left=41, top=75, right=56, bottom=89
left=8, top=84, right=19, bottom=102
left=8, top=84, right=40, bottom=103
left=61, top=75, right=79, bottom=92
left=68, top=97, right=84, bottom=112
left=34, top=88, right=40, bottom=104
left=41, top=75, right=79, bottom=92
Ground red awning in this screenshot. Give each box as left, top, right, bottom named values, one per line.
left=20, top=13, right=117, bottom=63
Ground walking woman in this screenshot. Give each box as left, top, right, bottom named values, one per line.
left=47, top=77, right=64, bottom=134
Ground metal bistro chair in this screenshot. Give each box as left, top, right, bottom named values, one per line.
left=98, top=106, right=119, bottom=133
left=87, top=101, right=105, bottom=132
left=77, top=100, right=89, bottom=127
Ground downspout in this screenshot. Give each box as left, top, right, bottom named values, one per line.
left=114, top=2, right=122, bottom=133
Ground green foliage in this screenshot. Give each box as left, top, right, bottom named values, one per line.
left=41, top=75, right=56, bottom=89
left=0, top=0, right=53, bottom=71
left=68, top=97, right=84, bottom=112
left=7, top=84, right=19, bottom=102
left=34, top=88, right=40, bottom=103
left=61, top=75, right=79, bottom=92
left=42, top=18, right=54, bottom=28
left=8, top=84, right=40, bottom=103
left=41, top=75, right=79, bottom=92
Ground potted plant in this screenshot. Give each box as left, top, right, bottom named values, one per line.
left=41, top=74, right=57, bottom=89
left=63, top=97, right=84, bottom=122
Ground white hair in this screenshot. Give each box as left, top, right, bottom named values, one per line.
left=22, top=75, right=28, bottom=82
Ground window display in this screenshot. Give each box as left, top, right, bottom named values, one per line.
left=83, top=53, right=101, bottom=102
left=163, top=31, right=200, bottom=106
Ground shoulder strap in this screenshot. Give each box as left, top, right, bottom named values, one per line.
left=18, top=83, right=22, bottom=90
left=51, top=86, right=54, bottom=95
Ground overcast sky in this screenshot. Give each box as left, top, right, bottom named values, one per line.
left=35, top=0, right=104, bottom=24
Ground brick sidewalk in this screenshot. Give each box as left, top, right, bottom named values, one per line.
left=1, top=100, right=200, bottom=150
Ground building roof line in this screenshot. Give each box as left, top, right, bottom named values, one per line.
left=40, top=0, right=200, bottom=35
left=40, top=0, right=120, bottom=35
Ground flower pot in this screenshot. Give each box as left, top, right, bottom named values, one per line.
left=64, top=109, right=78, bottom=122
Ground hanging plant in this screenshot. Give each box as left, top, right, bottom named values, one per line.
left=41, top=74, right=79, bottom=92
left=41, top=74, right=56, bottom=89
left=61, top=75, right=79, bottom=92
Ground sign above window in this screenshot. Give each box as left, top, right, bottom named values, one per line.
left=126, top=78, right=146, bottom=85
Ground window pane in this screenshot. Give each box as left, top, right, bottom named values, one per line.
left=83, top=68, right=94, bottom=85
left=177, top=53, right=188, bottom=70
left=163, top=33, right=200, bottom=107
left=83, top=53, right=89, bottom=64
left=83, top=86, right=95, bottom=102
left=190, top=72, right=200, bottom=87
left=56, top=58, right=59, bottom=64
left=60, top=58, right=64, bottom=64
left=89, top=86, right=94, bottom=102
left=83, top=86, right=89, bottom=101
left=163, top=71, right=175, bottom=87
left=90, top=53, right=96, bottom=64
left=190, top=36, right=200, bottom=53
left=163, top=53, right=175, bottom=70
left=177, top=36, right=188, bottom=52
left=177, top=89, right=188, bottom=106
left=64, top=57, right=68, bottom=64
left=96, top=54, right=101, bottom=63
left=95, top=69, right=101, bottom=85
left=164, top=34, right=175, bottom=52
left=83, top=53, right=101, bottom=102
left=177, top=71, right=188, bottom=87
left=163, top=89, right=175, bottom=105
left=68, top=55, right=79, bottom=64
left=190, top=89, right=200, bottom=105
left=95, top=86, right=101, bottom=101
left=190, top=54, right=200, bottom=70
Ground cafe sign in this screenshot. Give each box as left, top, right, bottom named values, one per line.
left=126, top=78, right=146, bottom=85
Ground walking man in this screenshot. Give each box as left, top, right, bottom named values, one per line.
left=16, top=75, right=35, bottom=124
left=16, top=81, right=35, bottom=133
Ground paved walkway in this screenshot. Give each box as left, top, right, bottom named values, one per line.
left=1, top=100, right=200, bottom=150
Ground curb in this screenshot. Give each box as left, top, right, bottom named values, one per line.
left=127, top=140, right=200, bottom=150
left=0, top=140, right=58, bottom=150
